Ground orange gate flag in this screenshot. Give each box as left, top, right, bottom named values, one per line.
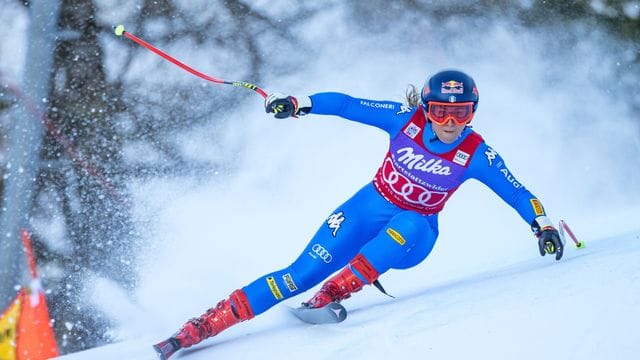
left=0, top=230, right=59, bottom=360
left=14, top=229, right=59, bottom=360
left=17, top=229, right=59, bottom=360
left=16, top=284, right=59, bottom=360
left=0, top=287, right=59, bottom=360
left=0, top=291, right=23, bottom=360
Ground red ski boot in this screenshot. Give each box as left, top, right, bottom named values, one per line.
left=153, top=289, right=254, bottom=359
left=304, top=254, right=379, bottom=308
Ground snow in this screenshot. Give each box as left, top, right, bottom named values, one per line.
left=45, top=5, right=640, bottom=360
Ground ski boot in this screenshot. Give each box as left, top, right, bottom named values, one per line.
left=153, top=289, right=254, bottom=359
left=303, top=254, right=379, bottom=308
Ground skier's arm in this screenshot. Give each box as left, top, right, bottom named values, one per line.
left=309, top=92, right=411, bottom=133
left=465, top=143, right=544, bottom=223
left=465, top=143, right=564, bottom=260
left=265, top=92, right=413, bottom=136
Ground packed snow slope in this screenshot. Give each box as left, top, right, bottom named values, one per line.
left=58, top=216, right=640, bottom=359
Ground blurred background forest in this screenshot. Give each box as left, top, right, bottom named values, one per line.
left=0, top=0, right=638, bottom=355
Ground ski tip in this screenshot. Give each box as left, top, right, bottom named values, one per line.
left=114, top=24, right=126, bottom=36
left=289, top=302, right=347, bottom=324
left=152, top=344, right=165, bottom=360
left=326, top=302, right=348, bottom=322
left=152, top=338, right=180, bottom=360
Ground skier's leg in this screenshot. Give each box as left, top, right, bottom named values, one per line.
left=158, top=184, right=395, bottom=355
left=303, top=211, right=437, bottom=307
left=242, top=183, right=396, bottom=314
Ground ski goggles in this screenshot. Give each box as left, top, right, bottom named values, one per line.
left=425, top=101, right=475, bottom=126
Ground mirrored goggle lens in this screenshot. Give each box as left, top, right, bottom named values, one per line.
left=427, top=102, right=474, bottom=125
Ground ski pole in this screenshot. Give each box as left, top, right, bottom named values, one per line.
left=21, top=228, right=38, bottom=279
left=558, top=220, right=585, bottom=249
left=113, top=25, right=268, bottom=99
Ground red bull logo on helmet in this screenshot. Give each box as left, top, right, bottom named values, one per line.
left=441, top=80, right=464, bottom=94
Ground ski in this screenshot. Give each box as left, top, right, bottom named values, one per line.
left=289, top=302, right=347, bottom=324
left=153, top=337, right=180, bottom=360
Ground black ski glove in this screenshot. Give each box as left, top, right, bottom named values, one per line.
left=531, top=216, right=564, bottom=261
left=265, top=93, right=311, bottom=119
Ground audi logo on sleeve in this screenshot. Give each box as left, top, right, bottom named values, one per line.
left=308, top=244, right=333, bottom=263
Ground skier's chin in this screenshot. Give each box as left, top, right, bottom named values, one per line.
left=438, top=132, right=458, bottom=144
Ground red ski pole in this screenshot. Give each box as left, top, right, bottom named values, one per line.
left=113, top=25, right=268, bottom=99
left=558, top=220, right=585, bottom=249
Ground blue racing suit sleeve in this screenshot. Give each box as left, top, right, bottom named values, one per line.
left=309, top=92, right=415, bottom=137
left=464, top=142, right=547, bottom=225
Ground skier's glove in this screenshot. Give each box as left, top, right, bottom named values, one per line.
left=265, top=93, right=311, bottom=119
left=531, top=216, right=564, bottom=261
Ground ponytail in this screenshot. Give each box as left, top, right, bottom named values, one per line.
left=404, top=84, right=420, bottom=107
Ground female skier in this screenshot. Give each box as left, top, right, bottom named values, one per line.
left=154, top=69, right=564, bottom=359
